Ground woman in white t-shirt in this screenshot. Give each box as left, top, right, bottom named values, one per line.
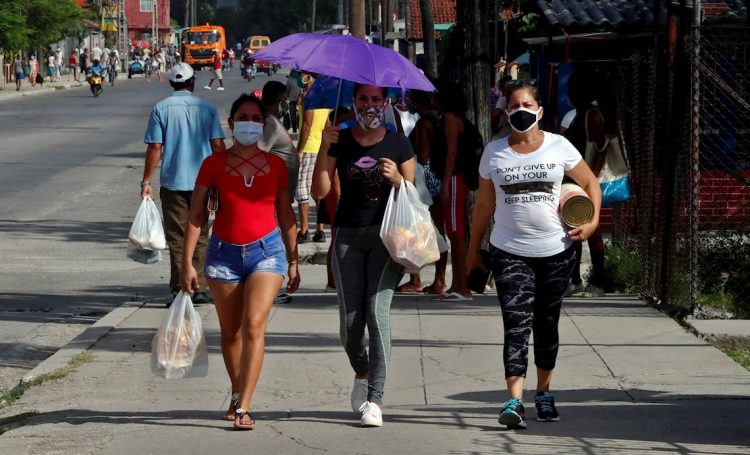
left=466, top=81, right=601, bottom=430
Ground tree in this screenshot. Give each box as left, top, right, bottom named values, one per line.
left=456, top=0, right=491, bottom=142
left=0, top=0, right=31, bottom=51
left=26, top=0, right=84, bottom=50
left=349, top=0, right=365, bottom=39
left=418, top=0, right=437, bottom=78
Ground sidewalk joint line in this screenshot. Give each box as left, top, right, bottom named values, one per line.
left=416, top=302, right=429, bottom=406
left=563, top=307, right=636, bottom=402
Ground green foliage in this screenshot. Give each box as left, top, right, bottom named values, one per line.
left=0, top=0, right=33, bottom=50
left=0, top=0, right=83, bottom=53
left=601, top=243, right=642, bottom=294
left=712, top=336, right=750, bottom=372
left=698, top=234, right=750, bottom=318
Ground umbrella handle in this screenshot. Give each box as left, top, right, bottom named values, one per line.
left=333, top=78, right=343, bottom=126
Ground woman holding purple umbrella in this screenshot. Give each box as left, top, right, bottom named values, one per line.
left=312, top=83, right=415, bottom=428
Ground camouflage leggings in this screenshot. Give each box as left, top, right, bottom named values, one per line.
left=490, top=245, right=578, bottom=378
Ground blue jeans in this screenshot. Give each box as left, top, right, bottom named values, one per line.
left=205, top=229, right=286, bottom=283
left=332, top=226, right=402, bottom=404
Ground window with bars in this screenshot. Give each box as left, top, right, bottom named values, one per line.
left=140, top=0, right=152, bottom=12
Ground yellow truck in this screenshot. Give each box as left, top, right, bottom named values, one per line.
left=246, top=35, right=277, bottom=75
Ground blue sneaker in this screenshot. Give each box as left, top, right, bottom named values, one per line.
left=498, top=397, right=527, bottom=429
left=535, top=392, right=560, bottom=422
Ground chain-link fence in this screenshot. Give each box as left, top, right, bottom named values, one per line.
left=604, top=24, right=750, bottom=317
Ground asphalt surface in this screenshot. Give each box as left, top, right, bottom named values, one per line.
left=0, top=68, right=285, bottom=392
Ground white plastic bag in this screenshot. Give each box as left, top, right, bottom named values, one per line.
left=129, top=196, right=167, bottom=251
left=150, top=291, right=209, bottom=379
left=380, top=180, right=440, bottom=273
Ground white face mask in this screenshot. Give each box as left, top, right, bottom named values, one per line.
left=233, top=121, right=263, bottom=145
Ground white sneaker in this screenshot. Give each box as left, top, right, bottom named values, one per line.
left=360, top=402, right=383, bottom=427
left=217, top=87, right=224, bottom=91
left=203, top=85, right=211, bottom=90
left=351, top=377, right=368, bottom=412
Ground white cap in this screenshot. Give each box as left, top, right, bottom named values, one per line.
left=169, top=62, right=194, bottom=82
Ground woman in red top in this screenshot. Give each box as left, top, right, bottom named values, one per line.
left=182, top=94, right=300, bottom=431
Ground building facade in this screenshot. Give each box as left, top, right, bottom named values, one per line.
left=124, top=0, right=171, bottom=45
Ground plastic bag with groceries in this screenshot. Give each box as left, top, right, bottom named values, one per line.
left=379, top=179, right=440, bottom=273
left=150, top=291, right=208, bottom=379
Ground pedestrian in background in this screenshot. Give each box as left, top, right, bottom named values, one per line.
left=260, top=80, right=301, bottom=305
left=398, top=90, right=446, bottom=294
left=285, top=70, right=302, bottom=133
left=312, top=83, right=416, bottom=428
left=467, top=81, right=601, bottom=430
left=563, top=72, right=608, bottom=297
left=55, top=47, right=64, bottom=81
left=14, top=53, right=24, bottom=91
left=29, top=55, right=39, bottom=87
left=68, top=51, right=78, bottom=82
left=79, top=48, right=88, bottom=76
left=141, top=63, right=226, bottom=304
left=296, top=72, right=330, bottom=243
left=47, top=52, right=57, bottom=82
left=430, top=80, right=473, bottom=301
left=204, top=50, right=224, bottom=90
left=181, top=94, right=300, bottom=431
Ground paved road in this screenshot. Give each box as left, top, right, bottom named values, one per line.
left=0, top=68, right=284, bottom=392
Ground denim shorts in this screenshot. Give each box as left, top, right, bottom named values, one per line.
left=205, top=229, right=286, bottom=283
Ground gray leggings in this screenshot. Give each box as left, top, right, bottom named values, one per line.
left=332, top=225, right=402, bottom=404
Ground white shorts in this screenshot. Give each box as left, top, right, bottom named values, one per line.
left=213, top=69, right=223, bottom=80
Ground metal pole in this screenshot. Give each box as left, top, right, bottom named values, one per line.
left=312, top=0, right=317, bottom=32
left=689, top=0, right=701, bottom=312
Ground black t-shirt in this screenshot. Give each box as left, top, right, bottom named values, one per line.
left=328, top=129, right=415, bottom=227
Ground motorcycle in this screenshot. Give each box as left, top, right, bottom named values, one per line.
left=88, top=72, right=103, bottom=97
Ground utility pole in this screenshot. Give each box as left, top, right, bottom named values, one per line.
left=152, top=0, right=159, bottom=47
left=338, top=0, right=344, bottom=25
left=184, top=0, right=190, bottom=29
left=349, top=0, right=366, bottom=38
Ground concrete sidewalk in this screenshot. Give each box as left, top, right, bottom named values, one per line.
left=0, top=273, right=748, bottom=454
left=0, top=80, right=87, bottom=101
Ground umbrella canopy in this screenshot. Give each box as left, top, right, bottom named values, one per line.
left=303, top=75, right=402, bottom=110
left=254, top=33, right=435, bottom=92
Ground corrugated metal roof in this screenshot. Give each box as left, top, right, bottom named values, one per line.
left=537, top=0, right=747, bottom=29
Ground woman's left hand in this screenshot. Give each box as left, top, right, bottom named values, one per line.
left=568, top=221, right=599, bottom=242
left=380, top=158, right=402, bottom=186
left=286, top=264, right=300, bottom=294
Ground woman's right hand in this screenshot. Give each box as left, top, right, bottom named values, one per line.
left=180, top=265, right=199, bottom=293
left=321, top=125, right=340, bottom=149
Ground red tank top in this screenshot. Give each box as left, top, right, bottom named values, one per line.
left=196, top=151, right=289, bottom=244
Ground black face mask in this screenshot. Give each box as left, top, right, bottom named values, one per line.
left=507, top=107, right=540, bottom=133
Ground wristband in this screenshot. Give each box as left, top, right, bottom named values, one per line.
left=140, top=181, right=151, bottom=188
left=288, top=260, right=298, bottom=265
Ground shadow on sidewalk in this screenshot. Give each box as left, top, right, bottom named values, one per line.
left=8, top=388, right=749, bottom=449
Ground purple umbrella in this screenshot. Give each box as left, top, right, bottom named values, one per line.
left=254, top=33, right=435, bottom=92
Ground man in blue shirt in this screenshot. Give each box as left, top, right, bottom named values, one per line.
left=141, top=62, right=225, bottom=305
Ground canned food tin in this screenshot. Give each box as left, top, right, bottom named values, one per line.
left=560, top=183, right=594, bottom=227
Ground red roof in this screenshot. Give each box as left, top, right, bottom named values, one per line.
left=407, top=0, right=456, bottom=41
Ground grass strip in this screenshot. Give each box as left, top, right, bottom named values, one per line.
left=712, top=336, right=750, bottom=372
left=0, top=350, right=94, bottom=407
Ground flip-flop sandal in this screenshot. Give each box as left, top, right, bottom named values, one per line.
left=225, top=392, right=240, bottom=421
left=433, top=291, right=473, bottom=302
left=234, top=408, right=255, bottom=430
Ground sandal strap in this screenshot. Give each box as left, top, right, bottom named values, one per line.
left=230, top=392, right=240, bottom=402
left=235, top=407, right=248, bottom=414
